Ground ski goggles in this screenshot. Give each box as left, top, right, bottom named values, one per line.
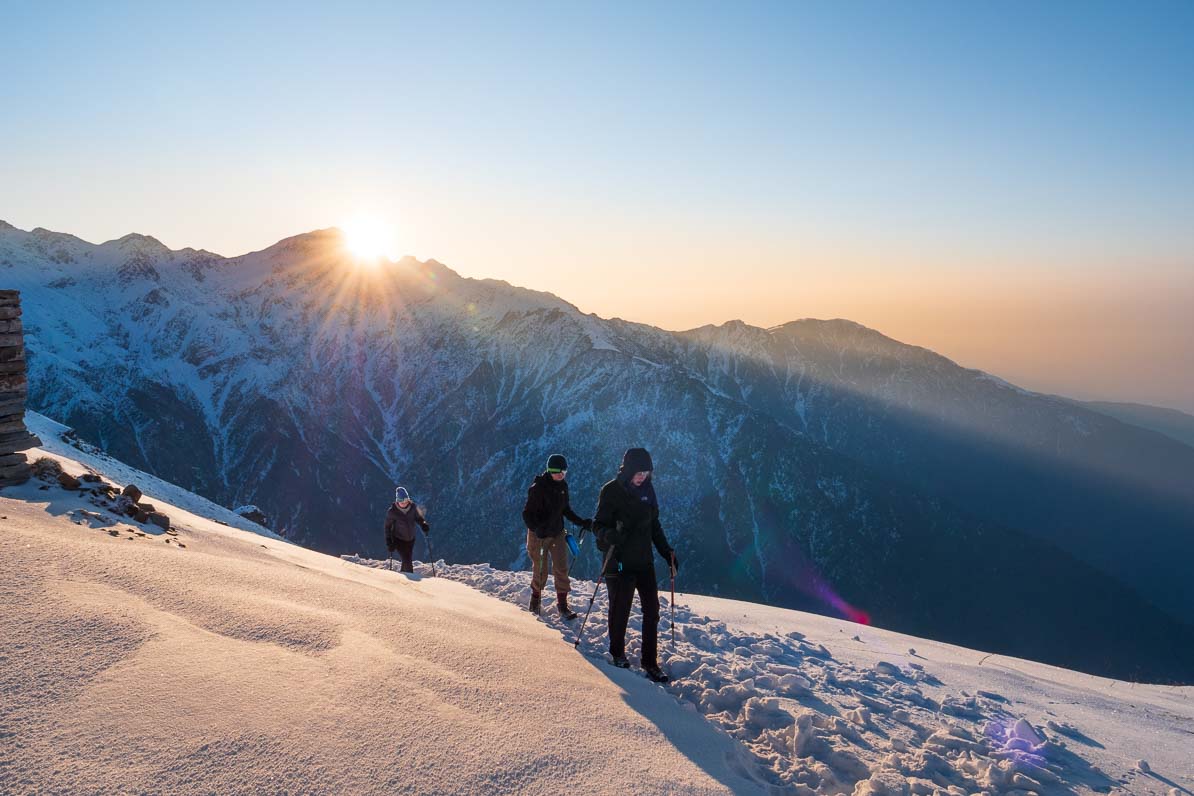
left=547, top=467, right=567, bottom=475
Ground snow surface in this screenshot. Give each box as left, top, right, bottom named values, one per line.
left=3, top=412, right=1192, bottom=794
left=2, top=423, right=760, bottom=795
left=369, top=562, right=1194, bottom=796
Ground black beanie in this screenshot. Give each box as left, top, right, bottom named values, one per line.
left=620, top=447, right=653, bottom=474
left=546, top=453, right=568, bottom=472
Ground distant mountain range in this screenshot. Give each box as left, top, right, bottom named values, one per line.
left=4, top=220, right=1193, bottom=682
left=1078, top=400, right=1194, bottom=451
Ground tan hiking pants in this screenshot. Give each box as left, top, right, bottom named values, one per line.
left=527, top=529, right=570, bottom=595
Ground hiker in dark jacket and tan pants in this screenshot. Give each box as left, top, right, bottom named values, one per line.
left=523, top=454, right=591, bottom=618
left=385, top=487, right=430, bottom=573
left=593, top=447, right=677, bottom=683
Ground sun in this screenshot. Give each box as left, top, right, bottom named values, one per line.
left=341, top=217, right=399, bottom=261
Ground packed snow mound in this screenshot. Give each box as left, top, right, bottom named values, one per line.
left=353, top=558, right=1193, bottom=795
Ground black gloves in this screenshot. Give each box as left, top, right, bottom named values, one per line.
left=423, top=525, right=431, bottom=536
left=667, top=551, right=680, bottom=573
left=583, top=519, right=594, bottom=532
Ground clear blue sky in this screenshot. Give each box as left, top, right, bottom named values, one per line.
left=2, top=1, right=1193, bottom=409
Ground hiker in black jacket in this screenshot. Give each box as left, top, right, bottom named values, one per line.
left=385, top=487, right=430, bottom=573
left=593, top=447, right=678, bottom=683
left=522, top=454, right=592, bottom=618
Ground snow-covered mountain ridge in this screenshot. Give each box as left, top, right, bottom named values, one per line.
left=4, top=412, right=1190, bottom=794
left=5, top=221, right=1194, bottom=683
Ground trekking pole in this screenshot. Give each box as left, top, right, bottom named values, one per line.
left=574, top=545, right=616, bottom=649
left=388, top=553, right=393, bottom=572
left=669, top=550, right=677, bottom=651
left=424, top=531, right=435, bottom=577
left=536, top=536, right=550, bottom=600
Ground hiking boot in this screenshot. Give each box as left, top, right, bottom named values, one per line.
left=643, top=665, right=670, bottom=683
left=557, top=593, right=578, bottom=621
left=529, top=593, right=541, bottom=615
left=610, top=654, right=631, bottom=669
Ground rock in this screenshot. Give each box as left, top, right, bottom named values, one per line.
left=134, top=509, right=150, bottom=523
left=0, top=372, right=28, bottom=392
left=0, top=460, right=32, bottom=480
left=56, top=471, right=81, bottom=490
left=0, top=452, right=26, bottom=467
left=138, top=502, right=157, bottom=513
left=114, top=495, right=138, bottom=516
left=874, top=661, right=902, bottom=676
left=121, top=484, right=143, bottom=502
left=234, top=505, right=270, bottom=527
left=80, top=473, right=102, bottom=482
left=148, top=512, right=171, bottom=531
left=2, top=430, right=41, bottom=451
left=1137, top=759, right=1151, bottom=773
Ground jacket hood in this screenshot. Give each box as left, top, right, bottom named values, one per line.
left=616, top=447, right=654, bottom=483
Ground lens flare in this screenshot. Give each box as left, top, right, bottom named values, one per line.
left=772, top=547, right=872, bottom=625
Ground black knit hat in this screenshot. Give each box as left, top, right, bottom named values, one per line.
left=546, top=453, right=568, bottom=472
left=620, top=447, right=653, bottom=474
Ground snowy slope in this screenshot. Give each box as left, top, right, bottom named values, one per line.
left=5, top=418, right=1190, bottom=795
left=1, top=423, right=760, bottom=794
left=25, top=411, right=283, bottom=539
left=371, top=560, right=1194, bottom=794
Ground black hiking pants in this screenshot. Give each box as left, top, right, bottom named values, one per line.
left=392, top=538, right=415, bottom=572
left=606, top=567, right=660, bottom=668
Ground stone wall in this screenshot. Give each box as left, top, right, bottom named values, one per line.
left=0, top=289, right=42, bottom=486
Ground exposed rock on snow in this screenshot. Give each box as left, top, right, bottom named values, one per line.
left=234, top=504, right=270, bottom=528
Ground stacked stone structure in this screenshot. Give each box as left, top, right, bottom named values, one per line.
left=0, top=290, right=41, bottom=486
